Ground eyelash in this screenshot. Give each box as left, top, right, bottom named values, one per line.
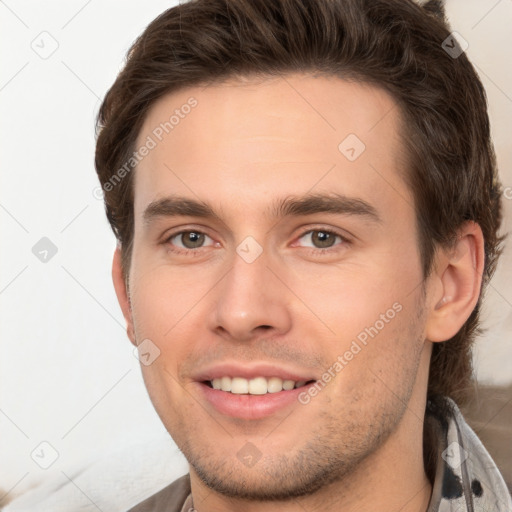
left=163, top=227, right=350, bottom=257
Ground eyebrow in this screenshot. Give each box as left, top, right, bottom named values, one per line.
left=142, top=193, right=382, bottom=226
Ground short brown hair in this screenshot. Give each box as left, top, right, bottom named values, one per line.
left=95, top=0, right=504, bottom=405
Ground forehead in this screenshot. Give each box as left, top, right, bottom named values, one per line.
left=133, top=73, right=411, bottom=221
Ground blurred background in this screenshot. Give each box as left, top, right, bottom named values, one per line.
left=1, top=0, right=511, bottom=505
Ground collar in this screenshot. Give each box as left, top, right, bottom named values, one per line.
left=425, top=395, right=511, bottom=511
left=180, top=492, right=193, bottom=512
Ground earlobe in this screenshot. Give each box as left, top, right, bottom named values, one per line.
left=425, top=222, right=485, bottom=342
left=112, top=246, right=136, bottom=345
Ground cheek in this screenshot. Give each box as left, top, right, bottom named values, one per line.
left=286, top=250, right=425, bottom=397
left=288, top=255, right=416, bottom=341
left=129, top=260, right=206, bottom=338
left=324, top=298, right=426, bottom=422
left=129, top=263, right=219, bottom=389
left=130, top=269, right=200, bottom=423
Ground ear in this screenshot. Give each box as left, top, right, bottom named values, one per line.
left=425, top=221, right=485, bottom=342
left=112, top=245, right=136, bottom=345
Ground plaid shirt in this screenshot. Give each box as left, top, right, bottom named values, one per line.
left=130, top=396, right=512, bottom=512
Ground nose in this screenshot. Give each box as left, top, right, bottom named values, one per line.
left=209, top=245, right=292, bottom=342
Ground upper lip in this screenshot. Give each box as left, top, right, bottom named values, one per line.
left=192, top=362, right=317, bottom=382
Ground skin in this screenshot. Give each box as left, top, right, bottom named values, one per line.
left=112, top=73, right=484, bottom=512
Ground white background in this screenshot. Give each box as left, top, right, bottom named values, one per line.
left=1, top=0, right=511, bottom=502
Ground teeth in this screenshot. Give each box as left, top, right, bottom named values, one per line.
left=231, top=377, right=249, bottom=394
left=209, top=376, right=310, bottom=394
left=267, top=377, right=284, bottom=393
left=282, top=379, right=295, bottom=391
left=221, top=376, right=231, bottom=392
left=248, top=377, right=267, bottom=395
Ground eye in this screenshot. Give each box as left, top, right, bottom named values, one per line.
left=166, top=230, right=215, bottom=251
left=296, top=229, right=348, bottom=251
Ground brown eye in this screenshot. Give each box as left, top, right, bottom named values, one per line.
left=168, top=231, right=212, bottom=250
left=179, top=232, right=205, bottom=248
left=299, top=229, right=343, bottom=250
left=310, top=231, right=336, bottom=248
left=181, top=231, right=204, bottom=249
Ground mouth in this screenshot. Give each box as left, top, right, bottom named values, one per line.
left=193, top=363, right=319, bottom=419
left=197, top=376, right=318, bottom=420
left=203, top=376, right=317, bottom=394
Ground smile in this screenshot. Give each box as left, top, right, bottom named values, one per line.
left=206, top=376, right=316, bottom=394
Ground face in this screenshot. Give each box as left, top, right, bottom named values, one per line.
left=124, top=74, right=434, bottom=500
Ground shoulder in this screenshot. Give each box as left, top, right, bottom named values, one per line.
left=128, top=474, right=191, bottom=512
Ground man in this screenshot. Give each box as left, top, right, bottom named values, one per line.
left=94, top=0, right=511, bottom=510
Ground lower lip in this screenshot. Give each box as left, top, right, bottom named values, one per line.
left=196, top=382, right=314, bottom=420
